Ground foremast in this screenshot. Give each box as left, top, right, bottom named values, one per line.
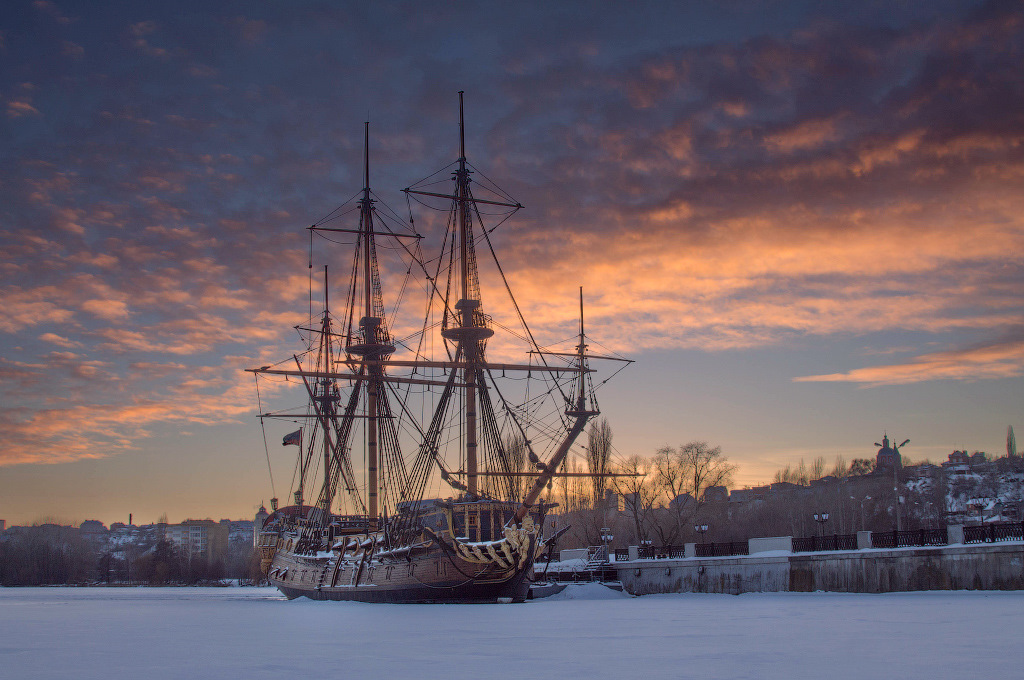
left=250, top=122, right=410, bottom=533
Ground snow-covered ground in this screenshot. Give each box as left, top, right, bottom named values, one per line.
left=2, top=585, right=1021, bottom=679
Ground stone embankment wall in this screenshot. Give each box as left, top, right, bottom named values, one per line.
left=617, top=542, right=1024, bottom=596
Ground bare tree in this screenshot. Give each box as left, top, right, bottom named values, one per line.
left=810, top=456, right=827, bottom=481
left=774, top=464, right=796, bottom=484
left=586, top=418, right=613, bottom=509
left=652, top=446, right=686, bottom=544
left=795, top=459, right=809, bottom=485
left=504, top=434, right=529, bottom=500
left=654, top=441, right=736, bottom=539
left=611, top=454, right=657, bottom=544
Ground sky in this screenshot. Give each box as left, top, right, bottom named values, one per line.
left=1, top=0, right=1022, bottom=526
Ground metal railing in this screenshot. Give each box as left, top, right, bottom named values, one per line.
left=871, top=528, right=947, bottom=549
left=628, top=542, right=751, bottom=559
left=695, top=541, right=749, bottom=557
left=619, top=523, right=1024, bottom=560
left=963, top=522, right=1024, bottom=544
left=632, top=545, right=699, bottom=559
left=547, top=566, right=618, bottom=582
left=793, top=534, right=858, bottom=552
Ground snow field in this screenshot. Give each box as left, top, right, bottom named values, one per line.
left=1, top=586, right=1021, bottom=679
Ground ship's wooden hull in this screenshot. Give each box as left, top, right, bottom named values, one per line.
left=266, top=536, right=534, bottom=603
left=275, top=573, right=530, bottom=603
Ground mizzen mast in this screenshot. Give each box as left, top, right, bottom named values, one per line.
left=514, top=287, right=600, bottom=522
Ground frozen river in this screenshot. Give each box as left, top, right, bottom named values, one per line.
left=1, top=585, right=1021, bottom=679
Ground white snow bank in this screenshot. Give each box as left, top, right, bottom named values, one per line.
left=545, top=582, right=630, bottom=600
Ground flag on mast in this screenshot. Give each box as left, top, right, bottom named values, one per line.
left=282, top=429, right=302, bottom=446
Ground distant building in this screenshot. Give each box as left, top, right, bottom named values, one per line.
left=669, top=493, right=694, bottom=511
left=621, top=492, right=642, bottom=510
left=162, top=519, right=228, bottom=563
left=943, top=450, right=971, bottom=469
left=704, top=486, right=729, bottom=503
left=79, top=520, right=108, bottom=536
left=254, top=505, right=269, bottom=546
left=0, top=519, right=5, bottom=532
left=904, top=462, right=940, bottom=480
left=604, top=489, right=620, bottom=513
left=731, top=485, right=772, bottom=503
left=729, top=488, right=757, bottom=503
left=874, top=434, right=905, bottom=472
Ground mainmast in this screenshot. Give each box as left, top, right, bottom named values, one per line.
left=345, top=121, right=395, bottom=524
left=439, top=91, right=493, bottom=498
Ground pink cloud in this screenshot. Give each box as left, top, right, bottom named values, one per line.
left=39, top=333, right=82, bottom=348
left=0, top=359, right=261, bottom=466
left=0, top=287, right=76, bottom=332
left=7, top=100, right=40, bottom=118
left=793, top=339, right=1024, bottom=386
left=81, top=299, right=130, bottom=321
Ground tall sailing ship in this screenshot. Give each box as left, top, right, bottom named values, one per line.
left=251, top=93, right=626, bottom=603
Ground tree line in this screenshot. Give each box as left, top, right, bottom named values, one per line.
left=0, top=525, right=264, bottom=586
left=547, top=421, right=960, bottom=551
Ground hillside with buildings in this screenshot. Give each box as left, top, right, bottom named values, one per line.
left=550, top=432, right=1024, bottom=551
left=0, top=516, right=262, bottom=586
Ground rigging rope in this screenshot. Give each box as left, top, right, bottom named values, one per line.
left=254, top=375, right=277, bottom=499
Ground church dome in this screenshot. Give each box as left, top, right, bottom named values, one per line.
left=875, top=434, right=902, bottom=471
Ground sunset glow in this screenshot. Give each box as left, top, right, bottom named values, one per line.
left=1, top=1, right=1021, bottom=525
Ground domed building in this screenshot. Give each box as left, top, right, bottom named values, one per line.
left=253, top=504, right=269, bottom=547
left=874, top=434, right=908, bottom=472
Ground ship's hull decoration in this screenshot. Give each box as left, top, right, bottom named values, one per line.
left=259, top=505, right=543, bottom=603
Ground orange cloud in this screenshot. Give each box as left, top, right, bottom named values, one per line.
left=7, top=100, right=40, bottom=118
left=763, top=116, right=844, bottom=153
left=0, top=287, right=76, bottom=333
left=0, top=359, right=261, bottom=466
left=483, top=190, right=1024, bottom=357
left=81, top=299, right=130, bottom=321
left=793, top=339, right=1024, bottom=386
left=39, top=333, right=82, bottom=348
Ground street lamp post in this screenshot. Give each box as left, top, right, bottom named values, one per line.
left=694, top=524, right=709, bottom=544
left=813, top=512, right=829, bottom=540
left=600, top=527, right=613, bottom=562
